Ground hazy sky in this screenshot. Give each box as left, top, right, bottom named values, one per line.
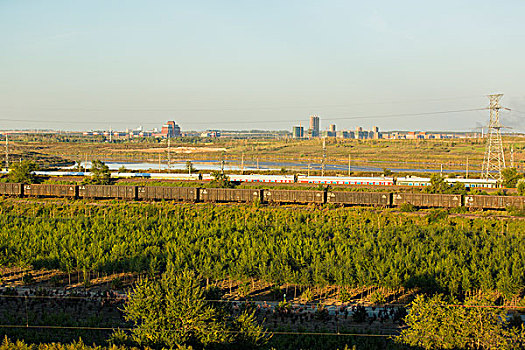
left=1, top=0, right=525, bottom=132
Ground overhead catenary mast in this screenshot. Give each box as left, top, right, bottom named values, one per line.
left=481, top=94, right=507, bottom=181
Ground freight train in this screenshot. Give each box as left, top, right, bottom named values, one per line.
left=0, top=182, right=523, bottom=210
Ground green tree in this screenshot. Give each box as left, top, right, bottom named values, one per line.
left=87, top=160, right=111, bottom=185
left=517, top=178, right=525, bottom=196
left=501, top=167, right=523, bottom=188
left=8, top=160, right=38, bottom=183
left=210, top=171, right=234, bottom=188
left=425, top=175, right=449, bottom=194
left=122, top=269, right=268, bottom=349
left=396, top=294, right=525, bottom=350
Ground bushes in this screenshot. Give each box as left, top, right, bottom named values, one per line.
left=1, top=201, right=525, bottom=298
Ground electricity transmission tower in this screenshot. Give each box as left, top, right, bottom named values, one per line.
left=481, top=94, right=507, bottom=181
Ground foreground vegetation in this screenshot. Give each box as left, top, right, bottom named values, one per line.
left=0, top=200, right=524, bottom=301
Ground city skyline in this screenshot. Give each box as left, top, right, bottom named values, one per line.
left=1, top=1, right=525, bottom=131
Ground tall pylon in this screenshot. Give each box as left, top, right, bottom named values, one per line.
left=481, top=94, right=506, bottom=181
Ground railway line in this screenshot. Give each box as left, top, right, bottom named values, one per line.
left=0, top=182, right=523, bottom=210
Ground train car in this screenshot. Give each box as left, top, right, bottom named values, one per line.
left=0, top=183, right=23, bottom=196
left=392, top=193, right=462, bottom=208
left=445, top=178, right=498, bottom=189
left=23, top=184, right=77, bottom=198
left=263, top=189, right=325, bottom=204
left=396, top=177, right=431, bottom=187
left=297, top=176, right=394, bottom=186
left=228, top=174, right=295, bottom=183
left=137, top=186, right=199, bottom=202
left=148, top=173, right=202, bottom=181
left=465, top=195, right=525, bottom=210
left=327, top=191, right=391, bottom=206
left=200, top=188, right=263, bottom=203
left=79, top=185, right=137, bottom=200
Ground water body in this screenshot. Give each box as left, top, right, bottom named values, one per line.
left=66, top=160, right=477, bottom=174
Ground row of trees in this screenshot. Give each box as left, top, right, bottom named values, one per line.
left=0, top=201, right=524, bottom=300
left=5, top=160, right=111, bottom=185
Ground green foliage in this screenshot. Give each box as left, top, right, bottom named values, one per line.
left=85, top=160, right=111, bottom=185
left=383, top=168, right=393, bottom=176
left=2, top=201, right=525, bottom=298
left=424, top=175, right=466, bottom=195
left=501, top=167, right=523, bottom=188
left=517, top=178, right=525, bottom=196
left=122, top=269, right=268, bottom=349
left=209, top=171, right=234, bottom=188
left=118, top=165, right=127, bottom=173
left=399, top=203, right=416, bottom=212
left=0, top=337, right=145, bottom=350
left=8, top=160, right=38, bottom=184
left=397, top=294, right=525, bottom=349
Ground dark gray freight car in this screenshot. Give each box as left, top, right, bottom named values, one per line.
left=79, top=185, right=137, bottom=199
left=465, top=195, right=525, bottom=210
left=0, top=183, right=23, bottom=196
left=200, top=188, right=262, bottom=203
left=23, top=184, right=77, bottom=197
left=327, top=191, right=391, bottom=206
left=137, top=186, right=198, bottom=202
left=392, top=193, right=462, bottom=208
left=263, top=189, right=325, bottom=204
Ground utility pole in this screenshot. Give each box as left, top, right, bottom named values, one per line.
left=4, top=133, right=8, bottom=170
left=348, top=154, right=351, bottom=176
left=109, top=126, right=112, bottom=143
left=256, top=157, right=259, bottom=170
left=511, top=146, right=515, bottom=168
left=167, top=138, right=171, bottom=169
left=482, top=94, right=507, bottom=181
left=321, top=138, right=326, bottom=176
left=241, top=153, right=244, bottom=173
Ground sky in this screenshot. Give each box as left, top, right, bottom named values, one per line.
left=1, top=0, right=525, bottom=132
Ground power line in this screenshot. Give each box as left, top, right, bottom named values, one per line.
left=0, top=324, right=393, bottom=337
left=0, top=95, right=485, bottom=113
left=1, top=294, right=524, bottom=309
left=0, top=108, right=485, bottom=126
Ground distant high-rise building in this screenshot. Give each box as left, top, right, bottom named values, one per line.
left=161, top=121, right=181, bottom=138
left=292, top=126, right=304, bottom=139
left=309, top=115, right=320, bottom=138
left=327, top=124, right=337, bottom=137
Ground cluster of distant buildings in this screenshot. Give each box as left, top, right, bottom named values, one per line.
left=83, top=121, right=181, bottom=139
left=292, top=116, right=382, bottom=139
left=292, top=116, right=473, bottom=140
left=79, top=117, right=477, bottom=141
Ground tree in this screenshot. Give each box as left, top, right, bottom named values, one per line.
left=501, top=167, right=523, bottom=188
left=517, top=178, right=525, bottom=196
left=396, top=294, right=525, bottom=350
left=121, top=269, right=268, bottom=349
left=118, top=165, right=127, bottom=173
left=425, top=175, right=449, bottom=194
left=87, top=160, right=111, bottom=185
left=210, top=171, right=234, bottom=188
left=8, top=160, right=38, bottom=183
left=383, top=168, right=393, bottom=176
